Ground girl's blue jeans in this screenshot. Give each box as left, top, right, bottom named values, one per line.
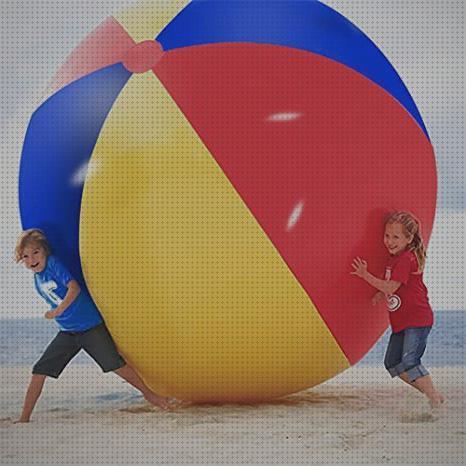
left=384, top=326, right=431, bottom=382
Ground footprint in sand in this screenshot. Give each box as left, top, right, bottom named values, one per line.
left=400, top=412, right=435, bottom=423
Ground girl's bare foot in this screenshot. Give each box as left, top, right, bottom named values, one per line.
left=429, top=391, right=446, bottom=409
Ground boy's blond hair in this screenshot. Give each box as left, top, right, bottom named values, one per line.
left=15, top=229, right=52, bottom=263
left=385, top=211, right=427, bottom=272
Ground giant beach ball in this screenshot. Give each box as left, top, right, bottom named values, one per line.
left=19, top=0, right=437, bottom=402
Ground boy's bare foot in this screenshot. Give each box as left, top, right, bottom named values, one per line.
left=13, top=417, right=30, bottom=424
left=144, top=392, right=173, bottom=410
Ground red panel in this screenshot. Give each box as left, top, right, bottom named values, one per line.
left=122, top=40, right=163, bottom=73
left=49, top=17, right=135, bottom=93
left=153, top=44, right=436, bottom=364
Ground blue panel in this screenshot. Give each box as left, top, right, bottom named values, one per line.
left=19, top=64, right=131, bottom=290
left=157, top=0, right=429, bottom=138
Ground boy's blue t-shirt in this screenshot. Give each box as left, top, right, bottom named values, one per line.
left=34, top=255, right=103, bottom=332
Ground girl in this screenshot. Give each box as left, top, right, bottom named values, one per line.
left=14, top=228, right=172, bottom=422
left=351, top=211, right=445, bottom=408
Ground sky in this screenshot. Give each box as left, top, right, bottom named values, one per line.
left=0, top=0, right=464, bottom=316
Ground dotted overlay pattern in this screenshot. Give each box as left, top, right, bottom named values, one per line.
left=0, top=0, right=464, bottom=464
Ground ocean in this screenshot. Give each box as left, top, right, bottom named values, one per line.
left=0, top=312, right=463, bottom=368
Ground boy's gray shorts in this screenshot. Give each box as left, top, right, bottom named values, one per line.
left=32, top=322, right=126, bottom=378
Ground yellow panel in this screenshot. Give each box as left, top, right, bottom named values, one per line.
left=80, top=72, right=349, bottom=402
left=114, top=0, right=189, bottom=43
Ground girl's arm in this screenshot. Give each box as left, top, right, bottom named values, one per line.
left=44, top=280, right=81, bottom=319
left=363, top=272, right=401, bottom=295
left=351, top=257, right=401, bottom=295
left=372, top=291, right=385, bottom=305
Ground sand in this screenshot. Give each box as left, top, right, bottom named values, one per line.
left=1, top=365, right=464, bottom=465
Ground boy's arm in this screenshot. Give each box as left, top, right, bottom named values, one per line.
left=45, top=280, right=81, bottom=319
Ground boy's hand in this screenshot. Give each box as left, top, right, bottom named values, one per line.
left=350, top=257, right=368, bottom=279
left=44, top=310, right=57, bottom=319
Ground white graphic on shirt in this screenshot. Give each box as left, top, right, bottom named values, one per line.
left=40, top=280, right=63, bottom=306
left=385, top=267, right=392, bottom=281
left=387, top=294, right=401, bottom=312
left=385, top=266, right=401, bottom=312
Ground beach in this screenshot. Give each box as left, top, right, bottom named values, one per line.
left=1, top=365, right=464, bottom=465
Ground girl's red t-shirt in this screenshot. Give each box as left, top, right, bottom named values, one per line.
left=384, top=250, right=434, bottom=333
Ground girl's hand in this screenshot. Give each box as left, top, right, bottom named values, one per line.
left=371, top=291, right=385, bottom=306
left=350, top=257, right=368, bottom=279
left=44, top=310, right=56, bottom=319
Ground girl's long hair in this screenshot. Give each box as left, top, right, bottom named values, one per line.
left=15, top=228, right=52, bottom=263
left=385, top=211, right=427, bottom=272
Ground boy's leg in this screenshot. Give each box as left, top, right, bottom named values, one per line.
left=113, top=364, right=171, bottom=409
left=14, top=374, right=47, bottom=423
left=15, top=332, right=80, bottom=423
left=80, top=323, right=172, bottom=409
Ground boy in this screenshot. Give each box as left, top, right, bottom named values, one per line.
left=14, top=228, right=171, bottom=423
